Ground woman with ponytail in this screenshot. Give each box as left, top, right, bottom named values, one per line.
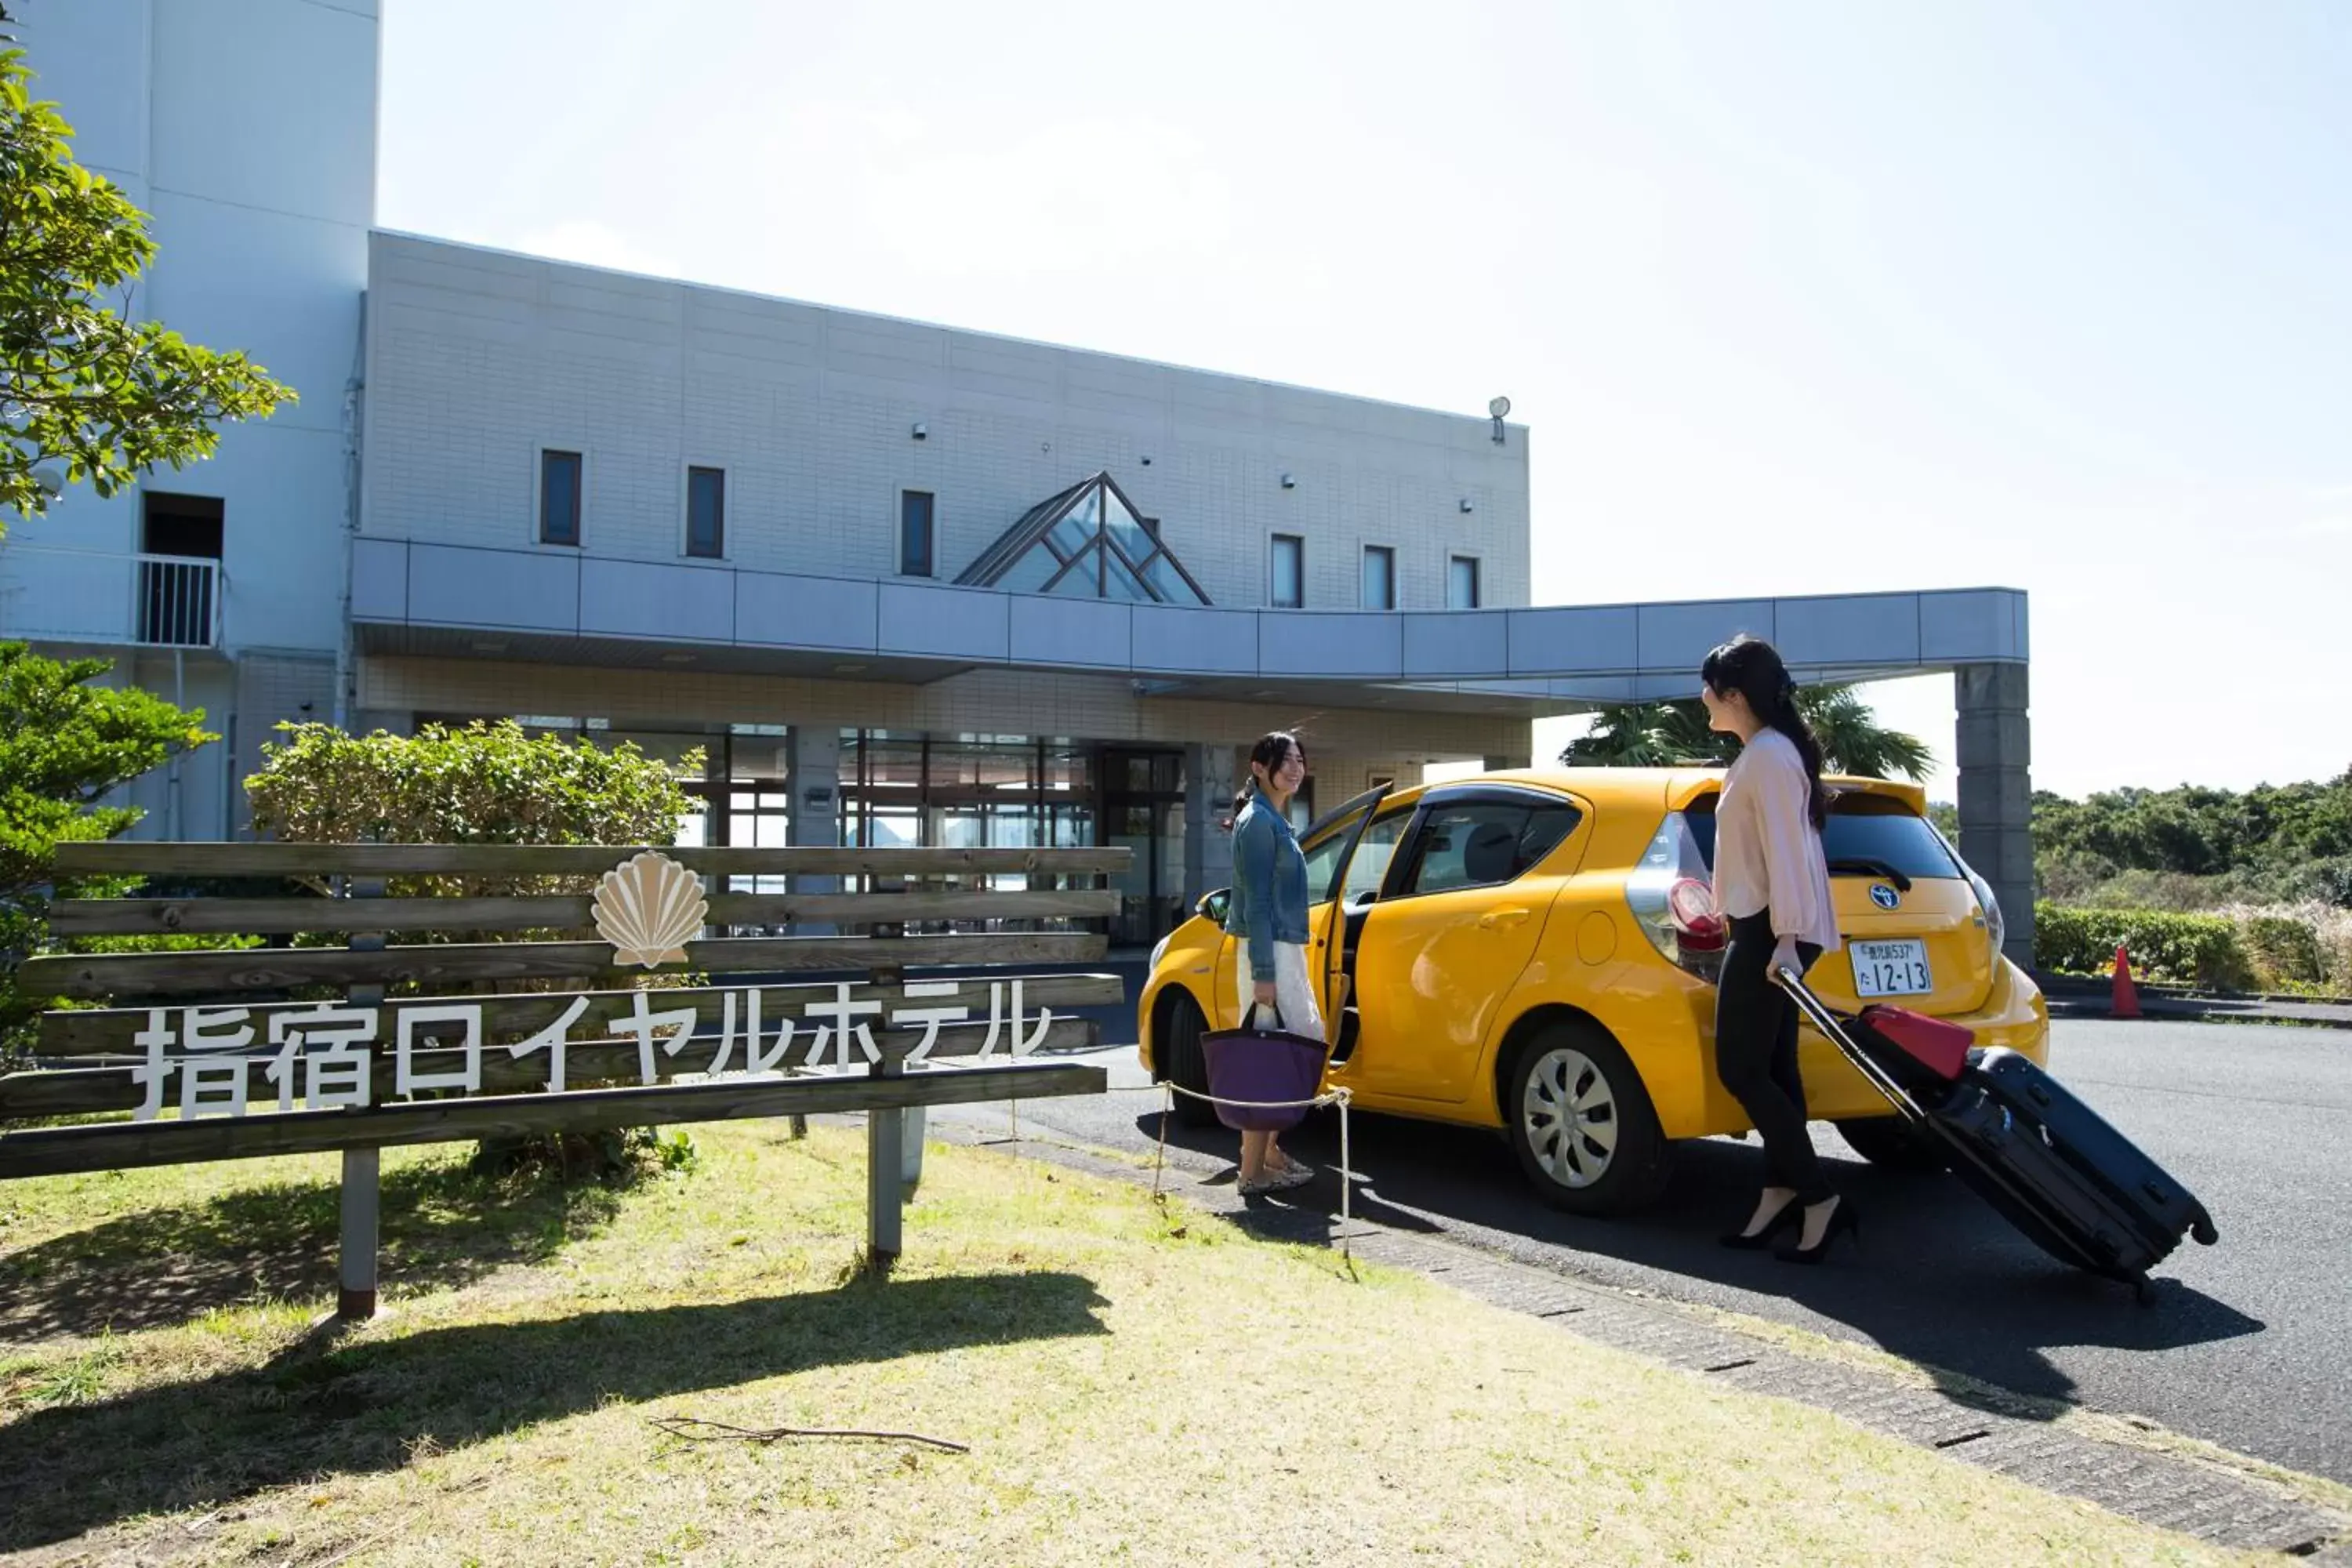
left=1221, top=730, right=1317, bottom=1194
left=1700, top=636, right=1857, bottom=1265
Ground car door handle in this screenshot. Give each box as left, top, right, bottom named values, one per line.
left=1479, top=907, right=1530, bottom=930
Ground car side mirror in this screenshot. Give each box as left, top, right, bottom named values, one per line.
left=1196, top=888, right=1230, bottom=925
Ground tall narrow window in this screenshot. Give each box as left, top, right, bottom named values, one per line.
left=900, top=490, right=935, bottom=577
left=686, top=466, right=725, bottom=558
left=138, top=492, right=223, bottom=646
left=540, top=450, right=582, bottom=546
left=1361, top=545, right=1395, bottom=612
left=1271, top=534, right=1304, bottom=608
left=1448, top=554, right=1481, bottom=610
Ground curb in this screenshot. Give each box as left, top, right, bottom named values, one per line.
left=924, top=1106, right=2349, bottom=1559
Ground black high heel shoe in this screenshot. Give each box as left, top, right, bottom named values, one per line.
left=1775, top=1199, right=1860, bottom=1265
left=1719, top=1199, right=1802, bottom=1250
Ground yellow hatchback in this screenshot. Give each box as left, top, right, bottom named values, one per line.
left=1138, top=768, right=2049, bottom=1214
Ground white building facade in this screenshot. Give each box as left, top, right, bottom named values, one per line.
left=0, top=0, right=2034, bottom=959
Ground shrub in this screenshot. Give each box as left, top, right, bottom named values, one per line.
left=2241, top=914, right=2326, bottom=986
left=2033, top=903, right=2255, bottom=989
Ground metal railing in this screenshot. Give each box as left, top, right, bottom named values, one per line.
left=0, top=545, right=221, bottom=648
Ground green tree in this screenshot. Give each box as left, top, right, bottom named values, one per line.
left=0, top=43, right=290, bottom=525
left=245, top=720, right=699, bottom=869
left=1561, top=687, right=1933, bottom=781
left=1799, top=686, right=1934, bottom=782
left=0, top=641, right=216, bottom=1053
left=1560, top=701, right=1719, bottom=768
left=245, top=720, right=705, bottom=1178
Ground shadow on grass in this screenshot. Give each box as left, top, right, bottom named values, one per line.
left=0, top=1268, right=1109, bottom=1550
left=0, top=1158, right=630, bottom=1341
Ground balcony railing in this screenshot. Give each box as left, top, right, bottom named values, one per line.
left=0, top=546, right=222, bottom=649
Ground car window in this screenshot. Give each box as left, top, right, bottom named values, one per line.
left=1683, top=792, right=1958, bottom=880
left=1301, top=823, right=1357, bottom=903
left=1406, top=804, right=1530, bottom=895
left=1341, top=810, right=1412, bottom=903
left=1515, top=803, right=1582, bottom=872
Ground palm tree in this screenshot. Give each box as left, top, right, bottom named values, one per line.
left=1798, top=686, right=1934, bottom=782
left=1560, top=701, right=1726, bottom=768
left=1561, top=686, right=1932, bottom=782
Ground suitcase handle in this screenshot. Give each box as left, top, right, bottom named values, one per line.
left=1773, top=964, right=1932, bottom=1127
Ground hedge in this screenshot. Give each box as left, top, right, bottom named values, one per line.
left=2033, top=902, right=2256, bottom=989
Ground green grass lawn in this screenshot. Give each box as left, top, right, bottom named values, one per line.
left=0, top=1123, right=2251, bottom=1566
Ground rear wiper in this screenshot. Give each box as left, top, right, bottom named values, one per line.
left=1828, top=857, right=1911, bottom=891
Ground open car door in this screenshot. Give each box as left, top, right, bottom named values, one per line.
left=1213, top=782, right=1392, bottom=1032
left=1296, top=782, right=1394, bottom=1041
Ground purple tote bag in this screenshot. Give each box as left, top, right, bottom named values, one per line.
left=1199, top=1001, right=1330, bottom=1132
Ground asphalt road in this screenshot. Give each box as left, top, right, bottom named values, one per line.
left=961, top=1017, right=2352, bottom=1486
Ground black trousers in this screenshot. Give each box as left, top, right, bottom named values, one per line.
left=1715, top=912, right=1830, bottom=1203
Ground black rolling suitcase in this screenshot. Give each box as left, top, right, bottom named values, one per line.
left=1773, top=967, right=2219, bottom=1300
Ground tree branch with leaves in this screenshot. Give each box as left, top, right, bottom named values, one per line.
left=0, top=44, right=290, bottom=527
left=1562, top=685, right=1933, bottom=782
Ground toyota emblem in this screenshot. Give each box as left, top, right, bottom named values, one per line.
left=1869, top=884, right=1900, bottom=911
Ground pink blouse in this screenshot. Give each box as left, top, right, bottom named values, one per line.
left=1712, top=729, right=1842, bottom=953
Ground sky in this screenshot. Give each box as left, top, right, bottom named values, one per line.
left=376, top=0, right=2350, bottom=804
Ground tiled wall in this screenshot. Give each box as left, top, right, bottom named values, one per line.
left=358, top=655, right=1533, bottom=771
left=363, top=234, right=1532, bottom=615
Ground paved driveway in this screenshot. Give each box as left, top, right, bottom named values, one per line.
left=982, top=1018, right=2352, bottom=1484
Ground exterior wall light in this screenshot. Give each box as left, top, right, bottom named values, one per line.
left=1279, top=472, right=1296, bottom=489
left=911, top=422, right=927, bottom=441
left=1459, top=498, right=1475, bottom=514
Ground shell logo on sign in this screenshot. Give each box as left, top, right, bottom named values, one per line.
left=593, top=851, right=709, bottom=968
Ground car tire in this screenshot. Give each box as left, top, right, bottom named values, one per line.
left=1505, top=1022, right=1672, bottom=1216
left=1835, top=1115, right=1951, bottom=1173
left=1160, top=991, right=1221, bottom=1129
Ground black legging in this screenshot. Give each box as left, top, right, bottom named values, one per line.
left=1715, top=911, right=1830, bottom=1204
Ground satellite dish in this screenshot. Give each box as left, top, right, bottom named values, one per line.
left=1487, top=396, right=1512, bottom=419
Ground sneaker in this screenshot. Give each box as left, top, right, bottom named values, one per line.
left=1269, top=1163, right=1315, bottom=1191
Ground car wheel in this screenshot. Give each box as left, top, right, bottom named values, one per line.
left=1506, top=1023, right=1671, bottom=1216
left=1835, top=1115, right=1951, bottom=1173
left=1160, top=991, right=1221, bottom=1129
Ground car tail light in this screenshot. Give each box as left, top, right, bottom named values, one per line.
left=1926, top=818, right=2008, bottom=959
left=1627, top=813, right=1725, bottom=981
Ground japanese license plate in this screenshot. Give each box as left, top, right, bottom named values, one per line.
left=1850, top=938, right=1933, bottom=997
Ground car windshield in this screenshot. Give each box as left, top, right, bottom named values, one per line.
left=1683, top=792, right=1959, bottom=882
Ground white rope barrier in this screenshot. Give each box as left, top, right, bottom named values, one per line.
left=1152, top=1080, right=1357, bottom=1271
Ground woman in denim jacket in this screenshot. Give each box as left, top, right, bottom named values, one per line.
left=1224, top=730, right=1319, bottom=1194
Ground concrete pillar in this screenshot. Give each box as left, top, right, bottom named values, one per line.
left=1184, top=743, right=1239, bottom=909
left=1955, top=663, right=2035, bottom=972
left=786, top=726, right=844, bottom=901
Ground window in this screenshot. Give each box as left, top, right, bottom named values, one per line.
left=1340, top=810, right=1412, bottom=904
left=540, top=450, right=582, bottom=546
left=1361, top=545, right=1395, bottom=611
left=954, top=472, right=1210, bottom=604
left=140, top=492, right=223, bottom=559
left=1271, top=534, right=1304, bottom=608
left=1448, top=555, right=1481, bottom=610
left=1402, top=800, right=1583, bottom=896
left=1684, top=792, right=1961, bottom=883
left=900, top=490, right=935, bottom=577
left=138, top=492, right=222, bottom=646
left=684, top=466, right=725, bottom=558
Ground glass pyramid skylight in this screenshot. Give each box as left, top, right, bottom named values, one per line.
left=955, top=472, right=1211, bottom=606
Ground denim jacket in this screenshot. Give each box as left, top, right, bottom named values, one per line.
left=1225, top=795, right=1311, bottom=979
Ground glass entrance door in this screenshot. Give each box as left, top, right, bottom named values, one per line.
left=1102, top=748, right=1186, bottom=947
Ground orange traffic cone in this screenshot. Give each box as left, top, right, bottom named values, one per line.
left=2111, top=945, right=2143, bottom=1020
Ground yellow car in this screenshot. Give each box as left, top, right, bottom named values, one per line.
left=1138, top=768, right=2049, bottom=1214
